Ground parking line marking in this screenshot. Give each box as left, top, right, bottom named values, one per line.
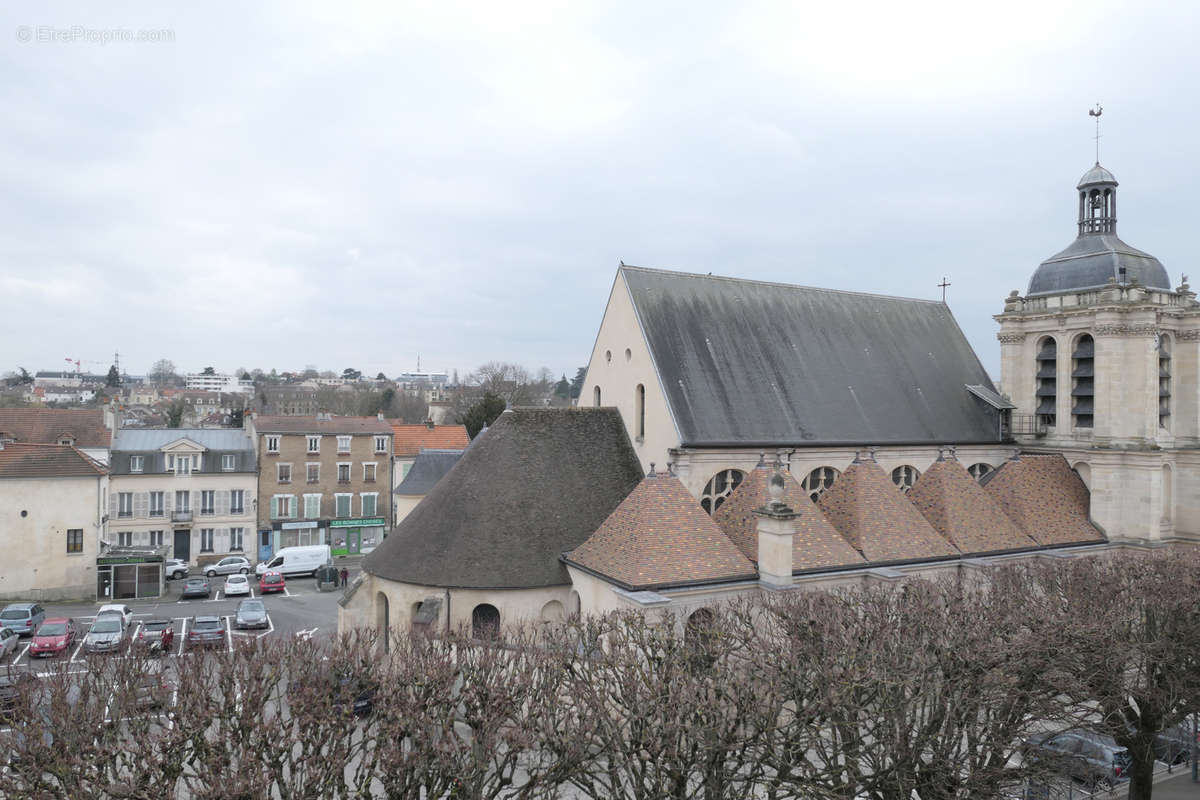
left=11, top=643, right=30, bottom=665
left=215, top=591, right=223, bottom=601
left=70, top=640, right=86, bottom=663
left=225, top=617, right=233, bottom=652
left=282, top=587, right=291, bottom=597
left=249, top=587, right=255, bottom=599
left=177, top=618, right=189, bottom=657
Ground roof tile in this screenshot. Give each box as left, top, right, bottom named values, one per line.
left=906, top=457, right=1037, bottom=553
left=391, top=423, right=470, bottom=457
left=0, top=408, right=111, bottom=449
left=983, top=454, right=1104, bottom=545
left=0, top=442, right=108, bottom=479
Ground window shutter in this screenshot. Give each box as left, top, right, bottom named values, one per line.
left=217, top=491, right=230, bottom=515
left=269, top=497, right=278, bottom=519
left=109, top=493, right=118, bottom=518
left=135, top=493, right=149, bottom=518
left=289, top=496, right=298, bottom=518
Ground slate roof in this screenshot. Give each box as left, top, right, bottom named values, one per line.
left=112, top=429, right=254, bottom=451
left=0, top=408, right=111, bottom=449
left=363, top=408, right=644, bottom=589
left=713, top=461, right=864, bottom=571
left=565, top=471, right=756, bottom=590
left=906, top=458, right=1036, bottom=553
left=619, top=265, right=1003, bottom=447
left=391, top=423, right=470, bottom=457
left=982, top=454, right=1104, bottom=546
left=1028, top=233, right=1170, bottom=296
left=816, top=459, right=959, bottom=563
left=0, top=442, right=107, bottom=479
left=253, top=415, right=393, bottom=435
left=394, top=449, right=464, bottom=496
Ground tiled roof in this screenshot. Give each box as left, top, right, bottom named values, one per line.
left=253, top=415, right=393, bottom=435
left=0, top=408, right=111, bottom=449
left=816, top=459, right=959, bottom=563
left=906, top=458, right=1036, bottom=553
left=363, top=408, right=644, bottom=589
left=713, top=462, right=864, bottom=571
left=391, top=423, right=471, bottom=457
left=0, top=442, right=107, bottom=479
left=983, top=454, right=1104, bottom=545
left=566, top=471, right=756, bottom=590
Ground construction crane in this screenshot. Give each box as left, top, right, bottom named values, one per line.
left=64, top=357, right=105, bottom=375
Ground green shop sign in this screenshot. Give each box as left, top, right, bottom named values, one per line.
left=329, top=518, right=385, bottom=528
left=98, top=557, right=162, bottom=565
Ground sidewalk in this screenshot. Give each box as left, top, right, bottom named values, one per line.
left=1152, top=770, right=1200, bottom=799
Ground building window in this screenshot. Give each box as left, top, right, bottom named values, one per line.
left=375, top=436, right=388, bottom=454
left=118, top=492, right=133, bottom=518
left=1035, top=337, right=1057, bottom=428
left=472, top=604, right=500, bottom=639
left=802, top=466, right=839, bottom=503
left=967, top=463, right=992, bottom=481
left=1159, top=334, right=1172, bottom=429
left=271, top=495, right=295, bottom=520
left=700, top=469, right=745, bottom=514
left=1071, top=334, right=1095, bottom=429
left=149, top=530, right=163, bottom=547
left=361, top=493, right=378, bottom=517
left=200, top=529, right=214, bottom=552
left=230, top=528, right=243, bottom=551
left=266, top=436, right=280, bottom=453
left=149, top=492, right=164, bottom=517
left=307, top=435, right=321, bottom=453
left=66, top=529, right=83, bottom=553
left=200, top=490, right=215, bottom=515
left=130, top=455, right=144, bottom=473
left=277, top=463, right=292, bottom=483
left=891, top=465, right=920, bottom=493
left=175, top=490, right=190, bottom=512
left=335, top=493, right=352, bottom=518
left=307, top=463, right=320, bottom=483
left=337, top=436, right=352, bottom=454
left=169, top=453, right=195, bottom=476
left=222, top=454, right=236, bottom=471
left=635, top=384, right=645, bottom=440
left=593, top=386, right=601, bottom=407
left=230, top=489, right=244, bottom=515
left=337, top=463, right=351, bottom=482
left=304, top=494, right=321, bottom=519
left=118, top=531, right=133, bottom=547
left=363, top=463, right=376, bottom=482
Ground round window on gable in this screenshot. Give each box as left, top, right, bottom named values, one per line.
left=801, top=466, right=839, bottom=503
left=701, top=469, right=745, bottom=514
left=891, top=465, right=920, bottom=493
left=967, top=462, right=992, bottom=481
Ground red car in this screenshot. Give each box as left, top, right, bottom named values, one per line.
left=135, top=619, right=175, bottom=655
left=259, top=571, right=286, bottom=594
left=29, top=617, right=77, bottom=658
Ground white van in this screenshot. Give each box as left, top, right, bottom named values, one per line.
left=255, top=545, right=331, bottom=577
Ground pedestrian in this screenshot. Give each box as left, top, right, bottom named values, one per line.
left=340, top=567, right=349, bottom=588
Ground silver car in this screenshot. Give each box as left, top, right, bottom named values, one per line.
left=204, top=556, right=251, bottom=577
left=84, top=617, right=127, bottom=654
left=0, top=627, right=18, bottom=660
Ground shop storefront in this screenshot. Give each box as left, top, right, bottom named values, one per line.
left=330, top=517, right=386, bottom=556
left=96, top=545, right=169, bottom=601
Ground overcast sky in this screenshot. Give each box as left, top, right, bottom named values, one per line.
left=2, top=1, right=1197, bottom=382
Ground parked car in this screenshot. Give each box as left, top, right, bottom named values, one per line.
left=84, top=617, right=128, bottom=655
left=0, top=603, right=46, bottom=637
left=224, top=574, right=251, bottom=597
left=165, top=558, right=189, bottom=580
left=1154, top=721, right=1196, bottom=765
left=135, top=619, right=175, bottom=655
left=1026, top=729, right=1131, bottom=789
left=255, top=545, right=330, bottom=577
left=96, top=604, right=134, bottom=628
left=259, top=571, right=286, bottom=594
left=186, top=616, right=225, bottom=650
left=132, top=661, right=171, bottom=710
left=29, top=618, right=77, bottom=658
left=234, top=599, right=269, bottom=630
left=0, top=671, right=37, bottom=719
left=181, top=577, right=211, bottom=599
left=205, top=556, right=251, bottom=577
left=0, top=627, right=19, bottom=661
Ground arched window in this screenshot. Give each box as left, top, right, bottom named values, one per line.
left=569, top=590, right=581, bottom=619
left=1035, top=337, right=1057, bottom=428
left=376, top=592, right=390, bottom=653
left=801, top=466, right=839, bottom=502
left=1072, top=334, right=1094, bottom=429
left=1159, top=335, right=1172, bottom=429
left=541, top=600, right=564, bottom=625
left=472, top=604, right=500, bottom=639
left=701, top=469, right=745, bottom=514
left=635, top=384, right=645, bottom=440
left=685, top=607, right=717, bottom=669
left=593, top=386, right=601, bottom=408
left=891, top=465, right=920, bottom=493
left=1162, top=464, right=1173, bottom=523
left=966, top=463, right=992, bottom=482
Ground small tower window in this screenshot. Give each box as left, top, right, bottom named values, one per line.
left=1159, top=334, right=1172, bottom=429
left=593, top=386, right=601, bottom=408
left=966, top=462, right=992, bottom=481
left=1071, top=334, right=1094, bottom=429
left=635, top=384, right=645, bottom=440
left=1035, top=337, right=1057, bottom=428
left=801, top=466, right=839, bottom=502
left=701, top=469, right=745, bottom=514
left=891, top=465, right=920, bottom=493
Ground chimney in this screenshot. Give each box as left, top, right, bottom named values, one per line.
left=753, top=465, right=797, bottom=589
left=425, top=418, right=435, bottom=430
left=377, top=412, right=385, bottom=421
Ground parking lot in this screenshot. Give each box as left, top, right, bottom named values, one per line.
left=2, top=567, right=352, bottom=677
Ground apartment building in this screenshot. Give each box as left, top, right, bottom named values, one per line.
left=256, top=385, right=319, bottom=416
left=250, top=414, right=393, bottom=557
left=108, top=429, right=258, bottom=565
left=185, top=373, right=254, bottom=393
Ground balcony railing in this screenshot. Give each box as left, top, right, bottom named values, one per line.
left=1010, top=413, right=1048, bottom=438
left=171, top=510, right=193, bottom=523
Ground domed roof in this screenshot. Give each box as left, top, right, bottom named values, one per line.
left=1077, top=162, right=1117, bottom=188
left=1028, top=233, right=1170, bottom=296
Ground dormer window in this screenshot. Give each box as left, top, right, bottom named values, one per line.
left=130, top=455, right=144, bottom=473
left=58, top=437, right=74, bottom=446
left=167, top=453, right=197, bottom=476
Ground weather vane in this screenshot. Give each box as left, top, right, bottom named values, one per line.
left=1089, top=103, right=1103, bottom=163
